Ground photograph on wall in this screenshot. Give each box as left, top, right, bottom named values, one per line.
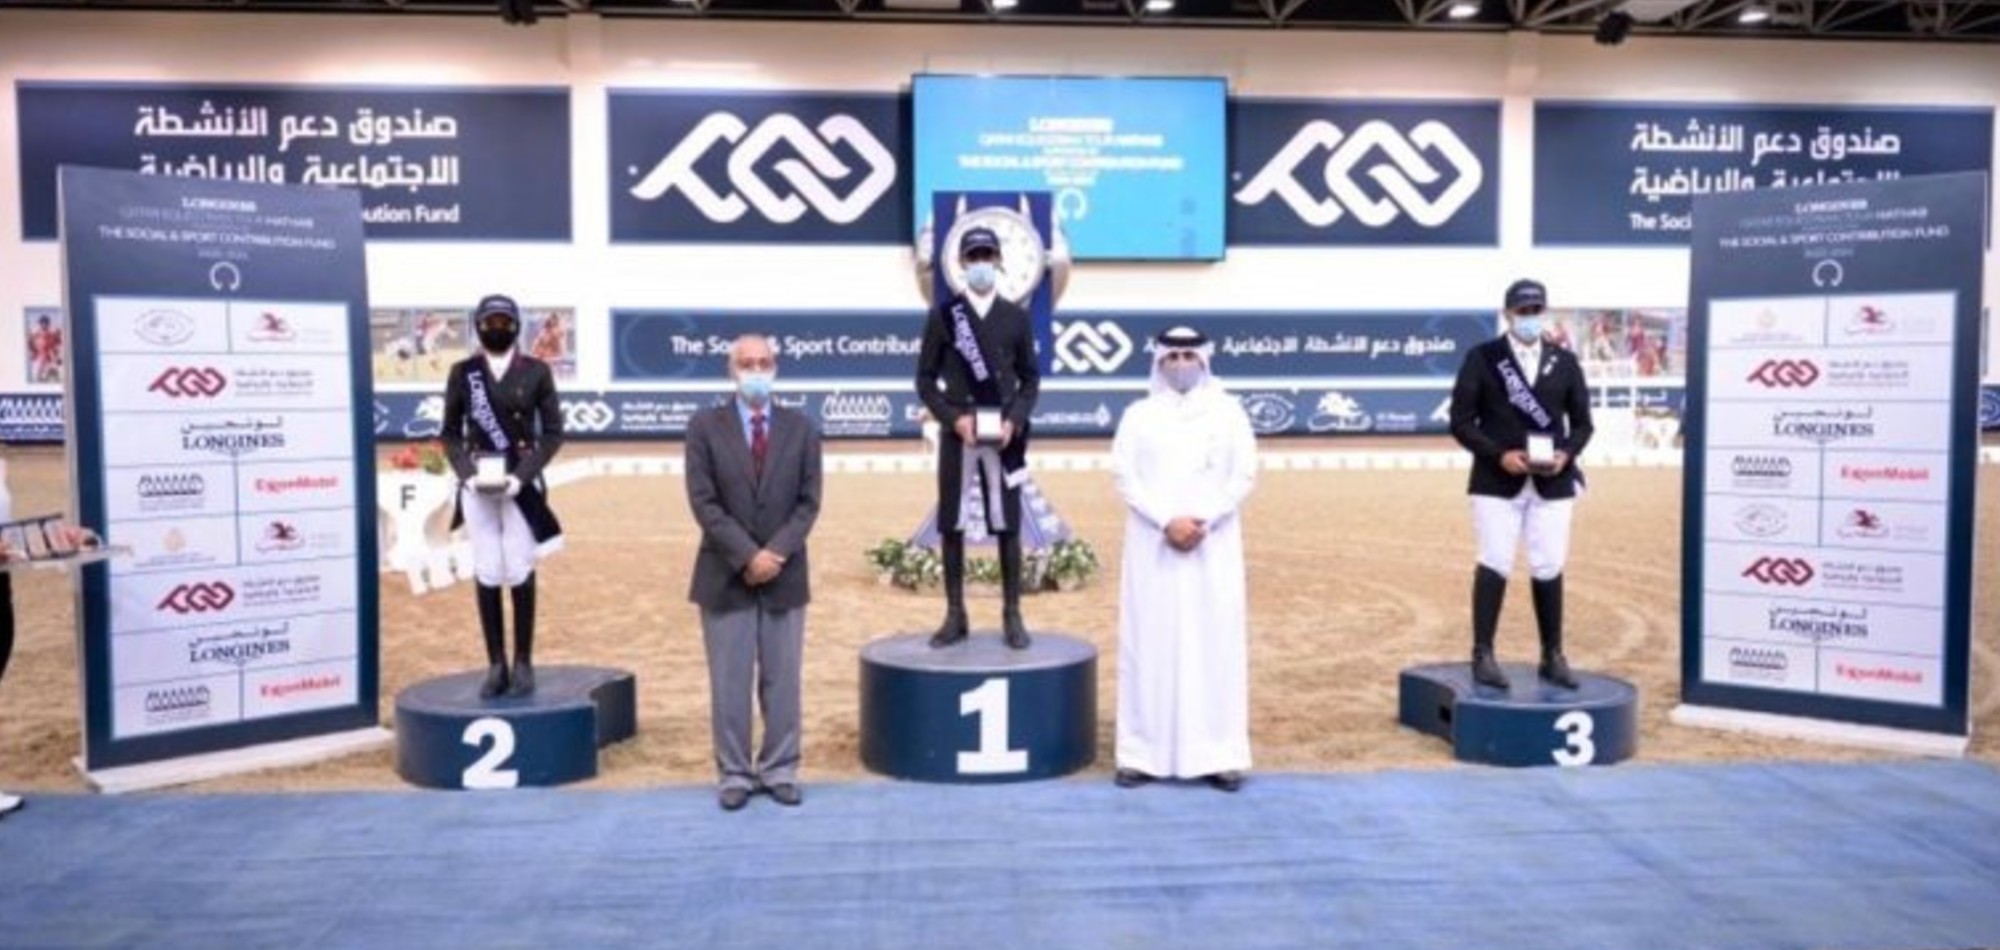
left=23, top=307, right=64, bottom=386
left=1548, top=307, right=1687, bottom=380
left=370, top=306, right=576, bottom=386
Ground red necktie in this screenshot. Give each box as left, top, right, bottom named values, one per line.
left=751, top=412, right=768, bottom=482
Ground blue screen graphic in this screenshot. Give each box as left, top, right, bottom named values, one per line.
left=911, top=75, right=1227, bottom=261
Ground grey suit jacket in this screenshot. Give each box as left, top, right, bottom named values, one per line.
left=684, top=399, right=822, bottom=612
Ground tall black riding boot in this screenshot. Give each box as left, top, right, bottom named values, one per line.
left=930, top=532, right=969, bottom=648
left=999, top=532, right=1030, bottom=650
left=1471, top=565, right=1510, bottom=690
left=476, top=583, right=509, bottom=698
left=508, top=573, right=537, bottom=697
left=1532, top=575, right=1578, bottom=689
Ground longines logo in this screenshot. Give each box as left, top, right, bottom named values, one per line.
left=1745, top=359, right=1819, bottom=389
left=181, top=417, right=285, bottom=458
left=627, top=112, right=897, bottom=225
left=148, top=366, right=228, bottom=399
left=1239, top=393, right=1297, bottom=435
left=1727, top=646, right=1790, bottom=682
left=1307, top=391, right=1373, bottom=433
left=1772, top=408, right=1874, bottom=445
left=188, top=622, right=292, bottom=668
left=1731, top=503, right=1788, bottom=538
left=1051, top=321, right=1136, bottom=375
left=135, top=309, right=196, bottom=346
left=1768, top=605, right=1869, bottom=644
left=1741, top=557, right=1814, bottom=586
left=157, top=581, right=236, bottom=614
left=1234, top=119, right=1484, bottom=228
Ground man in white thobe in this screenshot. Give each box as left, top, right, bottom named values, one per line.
left=1111, top=326, right=1258, bottom=793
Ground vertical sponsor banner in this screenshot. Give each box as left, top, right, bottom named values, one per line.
left=1682, top=172, right=1982, bottom=736
left=61, top=166, right=378, bottom=770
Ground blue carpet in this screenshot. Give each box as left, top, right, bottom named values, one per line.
left=3, top=761, right=1999, bottom=950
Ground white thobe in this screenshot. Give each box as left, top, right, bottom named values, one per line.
left=1111, top=384, right=1257, bottom=778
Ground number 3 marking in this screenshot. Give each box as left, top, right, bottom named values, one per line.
left=1552, top=710, right=1597, bottom=767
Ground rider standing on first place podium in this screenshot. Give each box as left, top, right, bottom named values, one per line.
left=914, top=227, right=1041, bottom=651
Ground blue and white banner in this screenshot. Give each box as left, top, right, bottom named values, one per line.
left=18, top=83, right=570, bottom=241
left=0, top=393, right=65, bottom=443
left=1229, top=99, right=1500, bottom=246
left=611, top=309, right=1492, bottom=384
left=1681, top=172, right=1984, bottom=737
left=373, top=385, right=1684, bottom=441
left=61, top=166, right=380, bottom=771
left=1535, top=102, right=1993, bottom=246
left=608, top=90, right=909, bottom=244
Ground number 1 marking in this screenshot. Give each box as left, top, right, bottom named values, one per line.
left=957, top=677, right=1029, bottom=775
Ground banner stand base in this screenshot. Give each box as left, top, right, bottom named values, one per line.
left=1670, top=704, right=1968, bottom=759
left=74, top=726, right=394, bottom=795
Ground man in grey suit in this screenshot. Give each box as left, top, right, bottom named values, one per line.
left=684, top=334, right=823, bottom=811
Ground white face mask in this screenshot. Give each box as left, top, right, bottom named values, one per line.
left=964, top=261, right=999, bottom=295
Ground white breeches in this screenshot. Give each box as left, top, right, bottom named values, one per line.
left=1471, top=489, right=1573, bottom=581
left=461, top=487, right=538, bottom=587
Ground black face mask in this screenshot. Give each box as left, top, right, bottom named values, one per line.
left=477, top=318, right=518, bottom=354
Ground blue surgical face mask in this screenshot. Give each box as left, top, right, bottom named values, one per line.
left=1165, top=363, right=1206, bottom=394
left=737, top=371, right=775, bottom=406
left=965, top=262, right=998, bottom=295
left=1511, top=315, right=1544, bottom=343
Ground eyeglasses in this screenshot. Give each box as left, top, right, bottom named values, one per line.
left=1510, top=305, right=1546, bottom=317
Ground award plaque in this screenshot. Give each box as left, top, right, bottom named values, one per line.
left=473, top=452, right=508, bottom=492
left=1526, top=433, right=1558, bottom=473
left=974, top=408, right=1005, bottom=445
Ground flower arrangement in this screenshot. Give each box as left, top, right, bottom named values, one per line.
left=387, top=441, right=450, bottom=476
left=864, top=537, right=1099, bottom=594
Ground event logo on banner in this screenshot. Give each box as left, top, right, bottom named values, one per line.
left=61, top=167, right=378, bottom=771
left=1229, top=99, right=1500, bottom=245
left=608, top=90, right=909, bottom=243
left=1534, top=101, right=1992, bottom=245
left=1681, top=172, right=1983, bottom=737
left=18, top=83, right=571, bottom=241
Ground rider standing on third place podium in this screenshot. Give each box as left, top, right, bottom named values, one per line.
left=1449, top=279, right=1594, bottom=692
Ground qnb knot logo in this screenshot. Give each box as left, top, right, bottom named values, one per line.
left=1051, top=321, right=1136, bottom=375
left=1234, top=119, right=1484, bottom=228
left=1746, top=359, right=1820, bottom=388
left=561, top=400, right=617, bottom=434
left=1741, top=557, right=1815, bottom=587
left=157, top=581, right=236, bottom=614
left=148, top=366, right=228, bottom=399
left=628, top=112, right=897, bottom=225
